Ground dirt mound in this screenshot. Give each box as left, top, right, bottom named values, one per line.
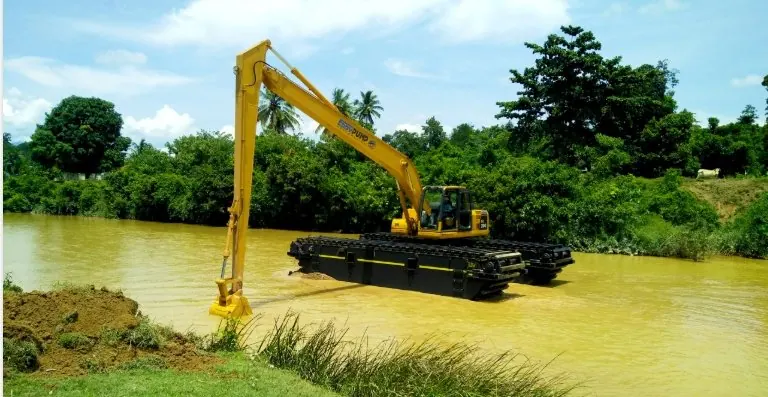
left=3, top=286, right=222, bottom=377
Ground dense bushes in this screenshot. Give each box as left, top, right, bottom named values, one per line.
left=716, top=192, right=768, bottom=259
left=4, top=128, right=767, bottom=260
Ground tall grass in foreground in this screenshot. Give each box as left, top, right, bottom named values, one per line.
left=251, top=312, right=577, bottom=397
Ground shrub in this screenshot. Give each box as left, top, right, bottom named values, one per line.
left=58, top=332, right=93, bottom=350
left=123, top=318, right=163, bottom=349
left=728, top=192, right=768, bottom=258
left=204, top=316, right=259, bottom=353
left=3, top=273, right=23, bottom=293
left=3, top=338, right=40, bottom=372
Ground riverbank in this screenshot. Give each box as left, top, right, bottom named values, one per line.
left=683, top=176, right=768, bottom=221
left=2, top=276, right=575, bottom=397
left=4, top=158, right=768, bottom=261
left=5, top=352, right=340, bottom=397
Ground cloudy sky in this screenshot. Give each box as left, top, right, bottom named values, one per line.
left=3, top=0, right=766, bottom=147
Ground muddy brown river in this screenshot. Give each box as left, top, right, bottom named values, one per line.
left=3, top=213, right=767, bottom=396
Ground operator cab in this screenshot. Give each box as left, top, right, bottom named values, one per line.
left=418, top=186, right=476, bottom=233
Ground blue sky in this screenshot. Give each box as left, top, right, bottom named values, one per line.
left=3, top=0, right=766, bottom=148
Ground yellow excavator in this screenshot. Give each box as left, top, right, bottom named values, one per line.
left=209, top=40, right=573, bottom=318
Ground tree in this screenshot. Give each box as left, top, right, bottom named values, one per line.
left=315, top=88, right=354, bottom=135
left=763, top=74, right=768, bottom=123
left=738, top=105, right=758, bottom=125
left=3, top=133, right=26, bottom=176
left=634, top=110, right=698, bottom=177
left=353, top=90, right=383, bottom=127
left=449, top=123, right=476, bottom=147
left=496, top=25, right=677, bottom=166
left=28, top=95, right=131, bottom=177
left=258, top=88, right=301, bottom=134
left=496, top=25, right=614, bottom=163
left=382, top=129, right=425, bottom=159
left=422, top=116, right=446, bottom=150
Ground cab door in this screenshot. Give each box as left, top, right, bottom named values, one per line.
left=457, top=189, right=473, bottom=231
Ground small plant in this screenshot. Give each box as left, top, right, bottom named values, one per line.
left=123, top=317, right=163, bottom=349
left=3, top=272, right=23, bottom=293
left=100, top=327, right=125, bottom=347
left=205, top=315, right=260, bottom=353
left=79, top=357, right=108, bottom=373
left=58, top=332, right=93, bottom=351
left=3, top=338, right=40, bottom=372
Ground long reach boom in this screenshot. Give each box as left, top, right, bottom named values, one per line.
left=209, top=40, right=424, bottom=318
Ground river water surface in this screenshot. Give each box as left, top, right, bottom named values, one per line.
left=3, top=213, right=767, bottom=396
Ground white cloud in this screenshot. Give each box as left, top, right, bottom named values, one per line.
left=219, top=124, right=234, bottom=136
left=95, top=49, right=148, bottom=65
left=4, top=56, right=194, bottom=96
left=428, top=0, right=571, bottom=44
left=731, top=74, right=763, bottom=88
left=71, top=0, right=570, bottom=48
left=384, top=59, right=442, bottom=79
left=124, top=105, right=195, bottom=140
left=638, top=0, right=686, bottom=14
left=2, top=88, right=53, bottom=127
left=394, top=123, right=421, bottom=133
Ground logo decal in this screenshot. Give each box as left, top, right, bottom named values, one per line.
left=337, top=119, right=369, bottom=144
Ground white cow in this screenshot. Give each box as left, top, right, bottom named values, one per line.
left=697, top=168, right=720, bottom=179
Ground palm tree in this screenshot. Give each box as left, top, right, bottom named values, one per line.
left=257, top=88, right=301, bottom=134
left=353, top=90, right=383, bottom=127
left=315, top=88, right=354, bottom=135
left=129, top=138, right=150, bottom=156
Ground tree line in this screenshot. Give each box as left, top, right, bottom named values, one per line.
left=4, top=25, right=768, bottom=260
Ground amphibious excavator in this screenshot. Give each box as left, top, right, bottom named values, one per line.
left=209, top=40, right=574, bottom=318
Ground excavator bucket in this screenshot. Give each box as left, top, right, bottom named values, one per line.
left=208, top=278, right=253, bottom=318
left=208, top=295, right=252, bottom=318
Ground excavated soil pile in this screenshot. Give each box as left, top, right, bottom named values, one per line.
left=3, top=286, right=222, bottom=377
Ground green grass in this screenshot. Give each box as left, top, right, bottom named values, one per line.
left=683, top=176, right=768, bottom=221
left=255, top=312, right=576, bottom=397
left=3, top=353, right=341, bottom=397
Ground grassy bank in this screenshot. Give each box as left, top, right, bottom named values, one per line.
left=3, top=277, right=576, bottom=397
left=682, top=176, right=768, bottom=221
left=4, top=352, right=340, bottom=397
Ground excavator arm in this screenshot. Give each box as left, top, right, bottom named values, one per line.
left=209, top=40, right=423, bottom=318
